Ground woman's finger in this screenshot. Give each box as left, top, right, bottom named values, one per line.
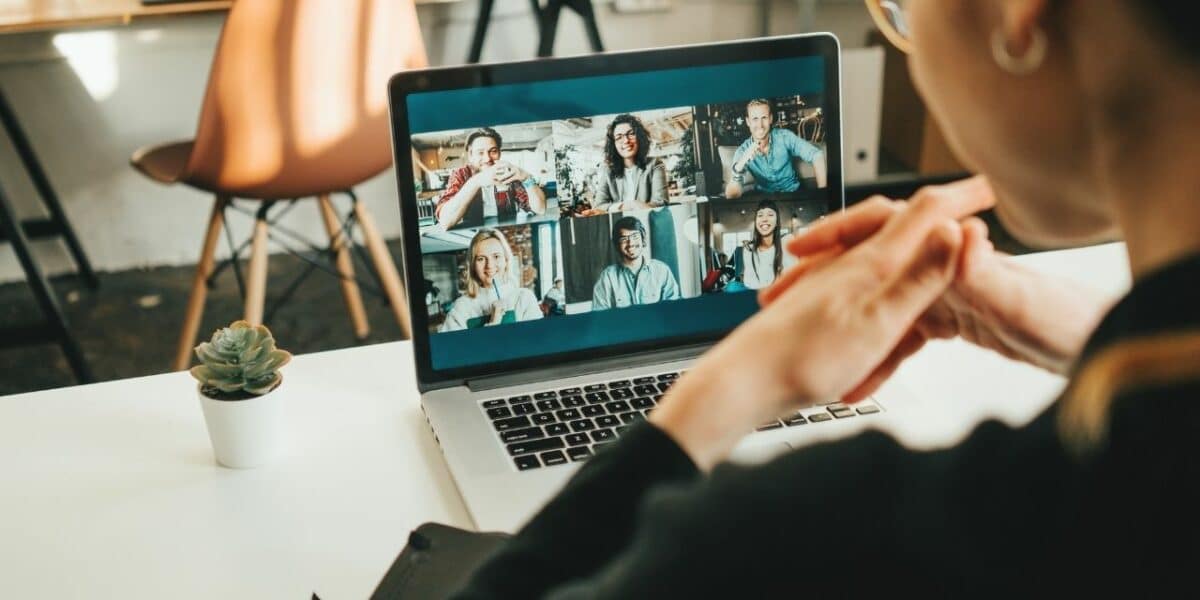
left=861, top=219, right=964, bottom=339
left=786, top=196, right=899, bottom=257
left=757, top=244, right=844, bottom=307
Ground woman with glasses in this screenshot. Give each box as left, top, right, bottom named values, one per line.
left=456, top=1, right=1200, bottom=595
left=439, top=229, right=542, bottom=332
left=591, top=113, right=668, bottom=213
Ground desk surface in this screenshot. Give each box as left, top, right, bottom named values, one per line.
left=0, top=0, right=455, bottom=34
left=0, top=243, right=1131, bottom=599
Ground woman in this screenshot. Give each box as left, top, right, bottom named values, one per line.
left=729, top=199, right=797, bottom=290
left=591, top=113, right=668, bottom=213
left=456, top=1, right=1200, bottom=595
left=440, top=229, right=542, bottom=332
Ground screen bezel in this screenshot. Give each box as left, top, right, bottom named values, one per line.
left=388, top=33, right=844, bottom=390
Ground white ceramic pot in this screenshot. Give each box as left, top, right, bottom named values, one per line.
left=197, top=382, right=285, bottom=469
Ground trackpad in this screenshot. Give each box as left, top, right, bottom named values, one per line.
left=728, top=442, right=791, bottom=465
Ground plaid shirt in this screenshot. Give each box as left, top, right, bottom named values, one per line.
left=435, top=165, right=531, bottom=222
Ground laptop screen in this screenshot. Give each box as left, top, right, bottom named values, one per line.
left=392, top=35, right=842, bottom=383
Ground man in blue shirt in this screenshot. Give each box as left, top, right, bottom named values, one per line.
left=591, top=216, right=680, bottom=310
left=725, top=99, right=827, bottom=198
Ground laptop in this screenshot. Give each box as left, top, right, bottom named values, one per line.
left=388, top=33, right=901, bottom=531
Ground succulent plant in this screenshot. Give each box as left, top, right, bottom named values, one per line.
left=190, top=321, right=292, bottom=398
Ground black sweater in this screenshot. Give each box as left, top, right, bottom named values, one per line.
left=454, top=253, right=1200, bottom=597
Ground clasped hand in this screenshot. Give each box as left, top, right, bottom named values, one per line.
left=650, top=176, right=1110, bottom=470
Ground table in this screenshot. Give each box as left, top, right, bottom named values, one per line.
left=0, top=0, right=456, bottom=34
left=0, top=242, right=1131, bottom=599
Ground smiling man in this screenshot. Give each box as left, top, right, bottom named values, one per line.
left=725, top=99, right=827, bottom=198
left=591, top=216, right=680, bottom=310
left=435, top=127, right=547, bottom=229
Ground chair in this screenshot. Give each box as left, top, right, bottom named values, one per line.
left=131, top=0, right=427, bottom=371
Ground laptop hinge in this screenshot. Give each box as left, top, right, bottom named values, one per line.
left=464, top=343, right=711, bottom=393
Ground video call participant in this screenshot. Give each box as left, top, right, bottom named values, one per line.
left=592, top=216, right=680, bottom=310
left=730, top=200, right=797, bottom=290
left=435, top=128, right=547, bottom=229
left=591, top=114, right=668, bottom=213
left=725, top=99, right=827, bottom=199
left=440, top=229, right=543, bottom=332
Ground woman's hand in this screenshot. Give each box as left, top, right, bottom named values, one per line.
left=650, top=181, right=992, bottom=470
left=764, top=176, right=1113, bottom=403
left=486, top=298, right=507, bottom=326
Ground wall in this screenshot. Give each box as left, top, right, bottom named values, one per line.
left=0, top=0, right=875, bottom=283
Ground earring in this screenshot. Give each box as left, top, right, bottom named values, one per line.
left=991, top=27, right=1048, bottom=75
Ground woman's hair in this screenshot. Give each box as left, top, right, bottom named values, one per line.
left=605, top=114, right=651, bottom=178
left=1055, top=3, right=1200, bottom=454
left=747, top=199, right=783, bottom=279
left=464, top=228, right=516, bottom=298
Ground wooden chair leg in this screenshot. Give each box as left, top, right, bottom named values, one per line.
left=353, top=202, right=412, bottom=340
left=174, top=197, right=227, bottom=371
left=244, top=211, right=270, bottom=326
left=318, top=194, right=369, bottom=339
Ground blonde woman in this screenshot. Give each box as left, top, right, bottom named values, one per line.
left=457, top=1, right=1200, bottom=595
left=439, top=229, right=542, bottom=332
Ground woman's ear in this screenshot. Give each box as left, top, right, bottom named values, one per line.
left=1000, top=0, right=1051, bottom=54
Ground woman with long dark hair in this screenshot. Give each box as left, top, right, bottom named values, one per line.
left=591, top=113, right=668, bottom=212
left=456, top=1, right=1200, bottom=595
left=729, top=199, right=795, bottom=289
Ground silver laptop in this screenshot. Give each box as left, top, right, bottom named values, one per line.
left=387, top=33, right=894, bottom=531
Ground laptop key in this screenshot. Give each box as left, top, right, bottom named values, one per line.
left=657, top=381, right=673, bottom=393
left=632, top=376, right=656, bottom=385
left=616, top=425, right=631, bottom=436
left=784, top=414, right=808, bottom=426
left=631, top=397, right=655, bottom=409
left=633, top=385, right=658, bottom=396
left=565, top=433, right=590, bottom=446
left=569, top=418, right=596, bottom=432
left=581, top=405, right=605, bottom=417
left=545, top=423, right=570, bottom=436
left=540, top=450, right=568, bottom=466
left=558, top=387, right=582, bottom=396
left=511, top=402, right=536, bottom=416
left=584, top=384, right=607, bottom=393
left=591, top=428, right=616, bottom=442
left=607, top=380, right=631, bottom=388
left=482, top=399, right=506, bottom=408
left=828, top=405, right=856, bottom=419
left=857, top=405, right=881, bottom=415
left=809, top=413, right=833, bottom=423
left=609, top=388, right=634, bottom=400
left=566, top=446, right=592, bottom=461
left=492, top=416, right=532, bottom=432
left=536, top=399, right=561, bottom=411
left=534, top=391, right=557, bottom=400
left=619, top=411, right=643, bottom=424
left=585, top=391, right=610, bottom=404
left=508, top=395, right=532, bottom=404
left=556, top=408, right=581, bottom=421
left=656, top=373, right=679, bottom=381
left=561, top=395, right=586, bottom=407
left=501, top=426, right=545, bottom=443
left=595, top=415, right=620, bottom=428
left=756, top=420, right=783, bottom=431
left=514, top=455, right=541, bottom=470
left=507, top=437, right=565, bottom=456
left=531, top=413, right=557, bottom=425
left=605, top=400, right=632, bottom=413
left=486, top=406, right=512, bottom=420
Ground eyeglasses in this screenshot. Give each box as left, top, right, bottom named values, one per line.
left=612, top=130, right=637, bottom=142
left=865, top=0, right=912, bottom=54
left=617, top=232, right=643, bottom=245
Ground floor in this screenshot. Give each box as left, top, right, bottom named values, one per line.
left=0, top=240, right=410, bottom=396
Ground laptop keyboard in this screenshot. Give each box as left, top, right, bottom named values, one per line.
left=480, top=370, right=882, bottom=471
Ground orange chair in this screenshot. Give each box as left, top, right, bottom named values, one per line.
left=132, top=0, right=426, bottom=370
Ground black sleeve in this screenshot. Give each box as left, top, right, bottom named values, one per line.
left=456, top=407, right=1070, bottom=598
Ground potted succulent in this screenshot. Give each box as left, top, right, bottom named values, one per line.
left=190, top=320, right=293, bottom=468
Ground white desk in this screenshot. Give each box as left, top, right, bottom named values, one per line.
left=0, top=243, right=1130, bottom=599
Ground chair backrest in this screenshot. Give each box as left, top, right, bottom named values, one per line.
left=185, top=0, right=428, bottom=199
